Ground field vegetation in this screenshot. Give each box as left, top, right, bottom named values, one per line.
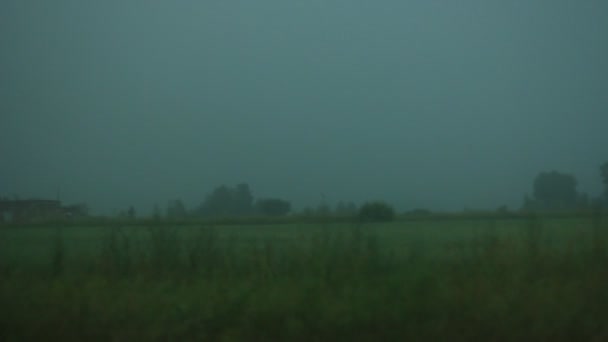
left=1, top=211, right=608, bottom=340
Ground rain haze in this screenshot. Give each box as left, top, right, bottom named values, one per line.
left=1, top=0, right=607, bottom=215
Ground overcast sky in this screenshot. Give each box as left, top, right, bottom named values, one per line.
left=1, top=0, right=607, bottom=215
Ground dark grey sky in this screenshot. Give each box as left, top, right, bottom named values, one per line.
left=1, top=0, right=607, bottom=215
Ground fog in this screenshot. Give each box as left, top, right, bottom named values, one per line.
left=1, top=0, right=607, bottom=215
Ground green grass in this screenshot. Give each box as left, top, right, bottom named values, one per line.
left=1, top=215, right=607, bottom=340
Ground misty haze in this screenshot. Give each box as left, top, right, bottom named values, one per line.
left=2, top=0, right=607, bottom=215
left=1, top=0, right=608, bottom=340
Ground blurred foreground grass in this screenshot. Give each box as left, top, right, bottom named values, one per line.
left=1, top=215, right=607, bottom=340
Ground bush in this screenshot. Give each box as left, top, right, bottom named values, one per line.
left=358, top=201, right=395, bottom=222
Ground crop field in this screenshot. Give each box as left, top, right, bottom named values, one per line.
left=1, top=215, right=607, bottom=340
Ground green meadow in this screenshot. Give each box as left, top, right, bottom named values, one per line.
left=1, top=215, right=607, bottom=340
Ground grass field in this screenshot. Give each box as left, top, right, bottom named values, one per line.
left=1, top=214, right=607, bottom=340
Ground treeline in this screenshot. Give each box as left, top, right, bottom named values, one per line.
left=153, top=183, right=392, bottom=222
left=154, top=183, right=293, bottom=220
left=521, top=162, right=608, bottom=212
left=3, top=162, right=608, bottom=225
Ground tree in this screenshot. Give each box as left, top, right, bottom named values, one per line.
left=532, top=171, right=578, bottom=210
left=199, top=185, right=233, bottom=217
left=358, top=201, right=395, bottom=222
left=255, top=198, right=291, bottom=216
left=198, top=183, right=254, bottom=217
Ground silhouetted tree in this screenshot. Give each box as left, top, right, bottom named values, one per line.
left=255, top=198, right=291, bottom=216
left=532, top=171, right=578, bottom=210
left=358, top=201, right=395, bottom=222
left=199, top=185, right=232, bottom=217
left=198, top=183, right=254, bottom=217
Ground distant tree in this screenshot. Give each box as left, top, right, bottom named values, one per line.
left=531, top=171, right=579, bottom=211
left=198, top=183, right=255, bottom=217
left=255, top=198, right=291, bottom=216
left=166, top=199, right=187, bottom=219
left=358, top=201, right=395, bottom=222
left=199, top=185, right=233, bottom=217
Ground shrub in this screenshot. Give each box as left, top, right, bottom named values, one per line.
left=358, top=201, right=395, bottom=222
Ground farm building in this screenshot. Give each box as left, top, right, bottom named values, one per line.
left=0, top=199, right=76, bottom=223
